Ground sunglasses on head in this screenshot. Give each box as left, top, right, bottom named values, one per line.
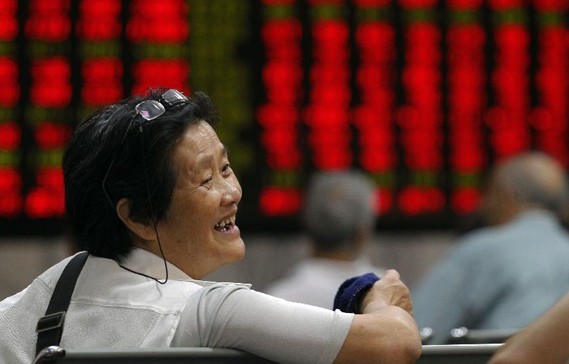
left=134, top=89, right=189, bottom=123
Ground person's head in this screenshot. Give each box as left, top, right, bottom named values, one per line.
left=481, top=151, right=569, bottom=226
left=63, top=89, right=244, bottom=278
left=302, top=171, right=377, bottom=257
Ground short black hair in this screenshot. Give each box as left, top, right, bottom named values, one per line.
left=62, top=89, right=219, bottom=262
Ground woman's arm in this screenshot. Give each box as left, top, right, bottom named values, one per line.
left=334, top=270, right=422, bottom=364
left=489, top=292, right=569, bottom=364
left=180, top=270, right=420, bottom=364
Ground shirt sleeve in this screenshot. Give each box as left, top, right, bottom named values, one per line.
left=173, top=283, right=354, bottom=364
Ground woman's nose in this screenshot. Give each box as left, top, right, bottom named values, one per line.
left=220, top=178, right=242, bottom=205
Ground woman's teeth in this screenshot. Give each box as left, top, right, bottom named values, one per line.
left=215, top=216, right=235, bottom=231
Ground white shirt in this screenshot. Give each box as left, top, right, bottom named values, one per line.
left=0, top=248, right=353, bottom=364
left=266, top=257, right=385, bottom=309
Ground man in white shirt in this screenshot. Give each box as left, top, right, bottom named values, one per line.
left=266, top=171, right=385, bottom=309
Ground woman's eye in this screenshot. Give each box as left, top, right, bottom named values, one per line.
left=222, top=163, right=232, bottom=173
left=202, top=176, right=213, bottom=186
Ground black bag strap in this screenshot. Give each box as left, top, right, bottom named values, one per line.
left=35, top=252, right=89, bottom=356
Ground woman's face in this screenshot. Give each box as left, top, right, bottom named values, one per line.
left=157, top=121, right=245, bottom=278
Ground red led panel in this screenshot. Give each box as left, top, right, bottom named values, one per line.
left=0, top=0, right=17, bottom=41
left=0, top=165, right=22, bottom=217
left=30, top=57, right=72, bottom=108
left=399, top=0, right=438, bottom=8
left=451, top=187, right=481, bottom=215
left=398, top=186, right=445, bottom=216
left=532, top=0, right=568, bottom=10
left=446, top=3, right=486, bottom=213
left=81, top=58, right=123, bottom=106
left=376, top=188, right=393, bottom=214
left=259, top=187, right=301, bottom=216
left=259, top=0, right=303, bottom=210
left=360, top=149, right=395, bottom=171
left=488, top=0, right=525, bottom=10
left=304, top=4, right=351, bottom=173
left=128, top=0, right=189, bottom=101
left=24, top=186, right=65, bottom=218
left=532, top=16, right=569, bottom=165
left=25, top=0, right=71, bottom=41
left=354, top=0, right=391, bottom=7
left=76, top=0, right=121, bottom=40
left=34, top=122, right=72, bottom=149
left=0, top=57, right=19, bottom=106
left=0, top=168, right=21, bottom=191
left=447, top=0, right=483, bottom=8
left=354, top=0, right=396, bottom=205
left=131, top=59, right=189, bottom=95
left=0, top=122, right=21, bottom=150
left=127, top=0, right=189, bottom=43
left=76, top=0, right=123, bottom=110
left=1, top=1, right=569, bottom=234
left=17, top=0, right=72, bottom=226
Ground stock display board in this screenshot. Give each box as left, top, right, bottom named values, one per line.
left=0, top=0, right=568, bottom=235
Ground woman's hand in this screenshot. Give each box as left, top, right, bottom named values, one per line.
left=359, top=269, right=413, bottom=315
left=335, top=269, right=421, bottom=364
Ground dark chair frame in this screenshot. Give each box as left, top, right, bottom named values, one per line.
left=34, top=344, right=503, bottom=364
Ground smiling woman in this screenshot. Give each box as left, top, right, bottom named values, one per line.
left=125, top=121, right=246, bottom=279
left=0, top=89, right=421, bottom=364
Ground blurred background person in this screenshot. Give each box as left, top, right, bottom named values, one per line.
left=265, top=170, right=385, bottom=309
left=412, top=151, right=569, bottom=344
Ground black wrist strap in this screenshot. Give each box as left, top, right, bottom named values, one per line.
left=35, top=252, right=89, bottom=356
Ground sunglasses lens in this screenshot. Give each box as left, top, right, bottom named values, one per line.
left=135, top=100, right=165, bottom=121
left=162, top=89, right=188, bottom=106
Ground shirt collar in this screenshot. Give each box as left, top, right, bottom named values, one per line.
left=121, top=247, right=192, bottom=281
left=119, top=247, right=252, bottom=288
left=513, top=209, right=558, bottom=226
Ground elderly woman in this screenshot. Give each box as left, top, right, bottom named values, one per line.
left=0, top=90, right=421, bottom=364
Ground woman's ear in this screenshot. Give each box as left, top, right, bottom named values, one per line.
left=116, top=198, right=156, bottom=241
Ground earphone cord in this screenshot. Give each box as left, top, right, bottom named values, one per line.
left=118, top=127, right=169, bottom=284
left=118, top=222, right=169, bottom=285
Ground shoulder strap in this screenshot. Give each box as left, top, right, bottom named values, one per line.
left=35, top=252, right=89, bottom=356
